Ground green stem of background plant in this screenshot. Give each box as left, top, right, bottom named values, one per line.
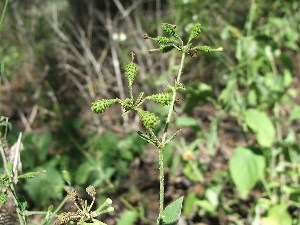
left=0, top=0, right=9, bottom=32
left=158, top=50, right=186, bottom=220
left=0, top=138, right=26, bottom=225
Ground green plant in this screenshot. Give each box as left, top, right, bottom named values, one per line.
left=91, top=23, right=222, bottom=224
left=54, top=186, right=114, bottom=225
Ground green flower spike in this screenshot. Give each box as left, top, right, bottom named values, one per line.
left=192, top=46, right=223, bottom=53
left=162, top=23, right=180, bottom=39
left=153, top=36, right=178, bottom=44
left=146, top=93, right=173, bottom=106
left=121, top=98, right=134, bottom=112
left=91, top=99, right=119, bottom=114
left=125, top=62, right=138, bottom=87
left=137, top=109, right=160, bottom=131
left=188, top=23, right=203, bottom=42
left=159, top=45, right=175, bottom=53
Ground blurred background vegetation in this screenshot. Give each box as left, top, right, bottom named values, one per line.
left=0, top=0, right=300, bottom=224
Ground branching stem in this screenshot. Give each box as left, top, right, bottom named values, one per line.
left=158, top=49, right=186, bottom=220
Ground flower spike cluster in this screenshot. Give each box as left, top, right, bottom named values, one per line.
left=144, top=23, right=223, bottom=57
left=54, top=186, right=113, bottom=225
left=91, top=52, right=173, bottom=140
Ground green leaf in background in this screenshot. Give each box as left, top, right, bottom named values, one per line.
left=75, top=162, right=94, bottom=185
left=229, top=147, right=265, bottom=198
left=162, top=196, right=183, bottom=225
left=24, top=167, right=64, bottom=207
left=62, top=170, right=71, bottom=186
left=116, top=210, right=139, bottom=225
left=289, top=106, right=300, bottom=121
left=183, top=193, right=197, bottom=216
left=262, top=204, right=292, bottom=225
left=244, top=109, right=275, bottom=147
left=206, top=115, right=221, bottom=156
left=37, top=131, right=52, bottom=161
left=175, top=116, right=198, bottom=127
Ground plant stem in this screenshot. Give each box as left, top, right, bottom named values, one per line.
left=0, top=138, right=26, bottom=225
left=0, top=0, right=9, bottom=32
left=158, top=51, right=186, bottom=221
left=158, top=147, right=164, bottom=219
left=41, top=196, right=68, bottom=225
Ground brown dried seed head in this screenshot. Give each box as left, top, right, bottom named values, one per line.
left=86, top=185, right=96, bottom=197
left=182, top=150, right=194, bottom=161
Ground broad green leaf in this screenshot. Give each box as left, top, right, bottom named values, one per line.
left=244, top=109, right=275, bottom=147
left=263, top=204, right=292, bottom=225
left=116, top=210, right=139, bottom=225
left=162, top=196, right=184, bottom=225
left=229, top=147, right=265, bottom=198
left=24, top=167, right=64, bottom=206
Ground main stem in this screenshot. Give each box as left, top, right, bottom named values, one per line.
left=158, top=51, right=186, bottom=221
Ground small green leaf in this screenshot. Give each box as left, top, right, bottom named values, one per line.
left=17, top=195, right=27, bottom=211
left=6, top=162, right=13, bottom=174
left=264, top=204, right=292, bottom=225
left=76, top=162, right=94, bottom=185
left=62, top=170, right=71, bottom=186
left=116, top=210, right=139, bottom=225
left=18, top=172, right=37, bottom=179
left=244, top=109, right=275, bottom=147
left=0, top=192, right=7, bottom=208
left=289, top=107, right=300, bottom=121
left=229, top=147, right=265, bottom=198
left=166, top=129, right=182, bottom=143
left=162, top=197, right=184, bottom=225
left=137, top=131, right=156, bottom=145
left=183, top=193, right=197, bottom=216
left=37, top=131, right=52, bottom=161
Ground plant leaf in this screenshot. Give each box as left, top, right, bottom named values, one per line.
left=244, top=109, right=275, bottom=147
left=162, top=196, right=184, bottom=225
left=229, top=147, right=265, bottom=198
left=116, top=210, right=139, bottom=225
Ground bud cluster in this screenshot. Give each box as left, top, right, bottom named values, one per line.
left=146, top=93, right=172, bottom=106
left=54, top=186, right=113, bottom=225
left=137, top=109, right=160, bottom=131
left=125, top=63, right=138, bottom=86
left=188, top=23, right=203, bottom=42
left=91, top=99, right=119, bottom=114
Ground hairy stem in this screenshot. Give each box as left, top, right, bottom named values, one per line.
left=158, top=50, right=186, bottom=220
